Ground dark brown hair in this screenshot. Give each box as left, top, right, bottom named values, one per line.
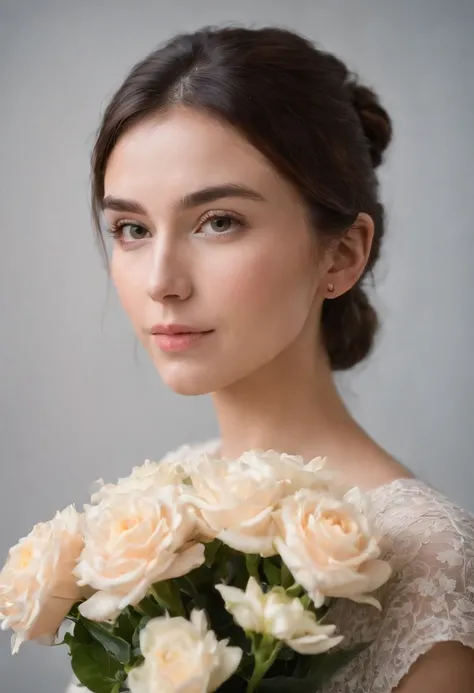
left=91, top=25, right=393, bottom=371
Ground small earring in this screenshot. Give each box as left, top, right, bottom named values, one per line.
left=327, top=283, right=335, bottom=295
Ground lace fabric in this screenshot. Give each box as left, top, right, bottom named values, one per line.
left=65, top=442, right=474, bottom=693
left=320, top=478, right=474, bottom=692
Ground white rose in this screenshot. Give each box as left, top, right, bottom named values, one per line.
left=75, top=485, right=204, bottom=621
left=0, top=505, right=84, bottom=653
left=91, top=457, right=191, bottom=504
left=274, top=488, right=392, bottom=609
left=127, top=609, right=242, bottom=693
left=185, top=451, right=340, bottom=556
left=239, top=450, right=338, bottom=495
left=216, top=578, right=343, bottom=655
left=185, top=454, right=293, bottom=556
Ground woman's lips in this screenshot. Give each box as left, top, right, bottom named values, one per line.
left=152, top=330, right=214, bottom=353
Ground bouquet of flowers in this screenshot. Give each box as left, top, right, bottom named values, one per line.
left=0, top=449, right=392, bottom=693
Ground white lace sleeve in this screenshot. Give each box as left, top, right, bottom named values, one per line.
left=321, top=479, right=474, bottom=692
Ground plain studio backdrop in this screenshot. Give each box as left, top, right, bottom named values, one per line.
left=1, top=1, right=473, bottom=691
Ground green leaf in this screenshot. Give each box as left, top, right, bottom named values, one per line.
left=217, top=674, right=247, bottom=692
left=204, top=538, right=222, bottom=566
left=175, top=562, right=215, bottom=596
left=245, top=554, right=260, bottom=580
left=307, top=642, right=370, bottom=684
left=258, top=675, right=313, bottom=693
left=65, top=634, right=125, bottom=693
left=73, top=621, right=94, bottom=645
left=259, top=642, right=370, bottom=692
left=262, top=559, right=281, bottom=587
left=214, top=544, right=232, bottom=581
left=132, top=615, right=153, bottom=651
left=66, top=601, right=84, bottom=622
left=136, top=594, right=164, bottom=618
left=228, top=553, right=249, bottom=589
left=114, top=608, right=139, bottom=643
left=174, top=574, right=198, bottom=597
left=150, top=580, right=185, bottom=616
left=128, top=652, right=144, bottom=668
left=277, top=645, right=297, bottom=662
left=81, top=618, right=132, bottom=664
left=280, top=562, right=294, bottom=589
left=192, top=589, right=233, bottom=632
left=212, top=546, right=248, bottom=589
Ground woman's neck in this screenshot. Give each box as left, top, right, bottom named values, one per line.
left=211, top=337, right=367, bottom=464
left=210, top=334, right=412, bottom=490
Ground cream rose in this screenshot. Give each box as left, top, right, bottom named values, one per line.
left=239, top=450, right=338, bottom=495
left=91, top=456, right=191, bottom=504
left=75, top=485, right=204, bottom=622
left=185, top=454, right=292, bottom=556
left=185, top=451, right=339, bottom=556
left=274, top=488, right=392, bottom=609
left=127, top=609, right=242, bottom=693
left=216, top=578, right=343, bottom=655
left=0, top=505, right=84, bottom=654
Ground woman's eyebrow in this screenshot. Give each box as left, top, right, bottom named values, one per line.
left=101, top=183, right=267, bottom=215
left=174, top=184, right=267, bottom=211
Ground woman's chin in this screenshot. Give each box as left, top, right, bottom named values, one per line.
left=158, top=364, right=220, bottom=396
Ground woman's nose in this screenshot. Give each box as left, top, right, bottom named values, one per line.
left=146, top=239, right=192, bottom=303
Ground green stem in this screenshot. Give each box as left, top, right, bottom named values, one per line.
left=286, top=583, right=304, bottom=598
left=247, top=641, right=282, bottom=693
left=300, top=593, right=311, bottom=610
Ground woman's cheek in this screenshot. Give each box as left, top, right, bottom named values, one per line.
left=215, top=242, right=314, bottom=333
left=111, top=254, right=148, bottom=331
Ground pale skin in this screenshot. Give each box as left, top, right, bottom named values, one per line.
left=103, top=106, right=474, bottom=691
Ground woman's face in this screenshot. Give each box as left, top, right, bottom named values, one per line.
left=103, top=107, right=327, bottom=395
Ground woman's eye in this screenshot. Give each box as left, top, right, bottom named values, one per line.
left=107, top=222, right=150, bottom=243
left=208, top=217, right=233, bottom=233
left=199, top=214, right=243, bottom=236
left=120, top=224, right=149, bottom=240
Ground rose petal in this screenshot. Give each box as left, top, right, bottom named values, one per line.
left=78, top=591, right=122, bottom=622
left=156, top=544, right=206, bottom=582
left=287, top=633, right=344, bottom=655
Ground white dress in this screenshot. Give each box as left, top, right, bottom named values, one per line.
left=66, top=440, right=474, bottom=693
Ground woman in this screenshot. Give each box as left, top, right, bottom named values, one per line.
left=68, top=25, right=474, bottom=693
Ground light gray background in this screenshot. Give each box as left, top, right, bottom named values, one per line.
left=1, top=1, right=473, bottom=691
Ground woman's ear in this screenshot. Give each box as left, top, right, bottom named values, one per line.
left=323, top=213, right=375, bottom=299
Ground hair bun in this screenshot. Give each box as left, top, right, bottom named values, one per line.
left=322, top=285, right=379, bottom=371
left=350, top=83, right=393, bottom=168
